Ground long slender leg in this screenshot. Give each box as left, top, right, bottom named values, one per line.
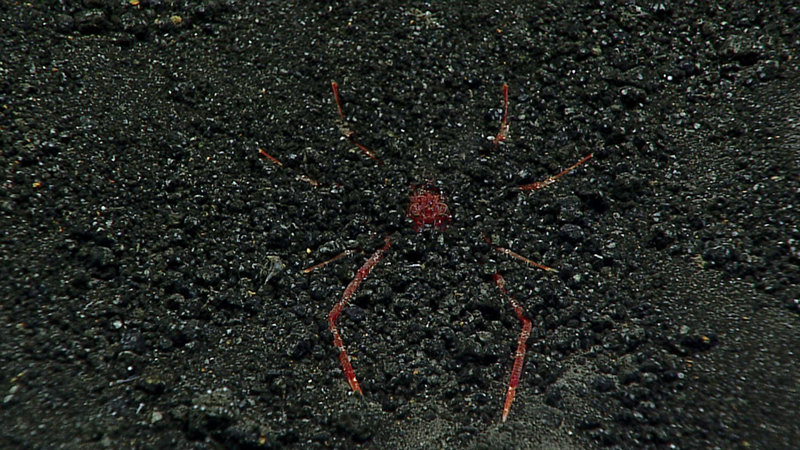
left=328, top=236, right=392, bottom=393
left=258, top=148, right=284, bottom=167
left=330, top=80, right=348, bottom=123
left=302, top=249, right=358, bottom=274
left=492, top=273, right=533, bottom=422
left=489, top=83, right=592, bottom=190
left=483, top=234, right=556, bottom=273
left=257, top=149, right=320, bottom=187
left=330, top=81, right=383, bottom=164
left=518, top=153, right=594, bottom=191
left=493, top=83, right=510, bottom=149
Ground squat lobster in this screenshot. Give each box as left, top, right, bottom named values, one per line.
left=305, top=81, right=594, bottom=422
left=406, top=183, right=451, bottom=232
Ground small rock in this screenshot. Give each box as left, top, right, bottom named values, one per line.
left=74, top=9, right=110, bottom=35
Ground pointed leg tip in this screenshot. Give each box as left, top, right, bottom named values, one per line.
left=502, top=386, right=516, bottom=422
left=348, top=378, right=363, bottom=394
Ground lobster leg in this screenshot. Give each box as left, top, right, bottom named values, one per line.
left=331, top=81, right=383, bottom=164
left=328, top=236, right=392, bottom=393
left=518, top=153, right=594, bottom=191
left=493, top=83, right=510, bottom=149
left=492, top=273, right=533, bottom=422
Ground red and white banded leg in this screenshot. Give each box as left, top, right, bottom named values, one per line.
left=518, top=153, right=594, bottom=192
left=493, top=83, right=510, bottom=149
left=331, top=81, right=383, bottom=165
left=492, top=273, right=533, bottom=422
left=328, top=236, right=392, bottom=393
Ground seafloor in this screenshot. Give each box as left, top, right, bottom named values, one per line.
left=2, top=1, right=798, bottom=448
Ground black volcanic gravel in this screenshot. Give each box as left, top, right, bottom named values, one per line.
left=1, top=1, right=799, bottom=448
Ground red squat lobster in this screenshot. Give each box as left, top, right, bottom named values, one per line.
left=297, top=81, right=594, bottom=422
